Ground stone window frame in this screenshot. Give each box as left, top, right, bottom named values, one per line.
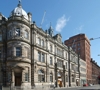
left=38, top=51, right=41, bottom=62
left=25, top=73, right=29, bottom=82
left=38, top=37, right=41, bottom=45
left=72, top=75, right=75, bottom=82
left=71, top=64, right=75, bottom=71
left=66, top=52, right=68, bottom=60
left=38, top=51, right=45, bottom=63
left=41, top=53, right=45, bottom=63
left=9, top=30, right=12, bottom=37
left=65, top=62, right=67, bottom=69
left=41, top=39, right=44, bottom=47
left=24, top=67, right=29, bottom=82
left=38, top=70, right=45, bottom=82
left=57, top=59, right=63, bottom=68
left=16, top=47, right=22, bottom=57
left=15, top=28, right=20, bottom=36
left=24, top=30, right=29, bottom=39
left=66, top=75, right=68, bottom=82
left=50, top=72, right=53, bottom=82
left=50, top=56, right=53, bottom=65
left=57, top=48, right=63, bottom=57
left=50, top=44, right=52, bottom=52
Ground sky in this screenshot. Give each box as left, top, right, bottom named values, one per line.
left=0, top=0, right=100, bottom=65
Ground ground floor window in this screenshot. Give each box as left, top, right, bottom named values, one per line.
left=50, top=73, right=53, bottom=82
left=38, top=70, right=45, bottom=82
left=72, top=76, right=75, bottom=82
left=25, top=73, right=29, bottom=82
left=66, top=75, right=68, bottom=82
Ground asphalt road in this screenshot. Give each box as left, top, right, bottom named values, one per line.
left=51, top=85, right=100, bottom=90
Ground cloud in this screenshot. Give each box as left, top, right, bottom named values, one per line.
left=55, top=15, right=70, bottom=32
left=76, top=25, right=84, bottom=33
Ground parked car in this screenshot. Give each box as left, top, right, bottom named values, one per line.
left=83, top=83, right=88, bottom=86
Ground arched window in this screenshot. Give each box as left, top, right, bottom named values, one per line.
left=50, top=73, right=53, bottom=82
left=38, top=70, right=45, bottom=82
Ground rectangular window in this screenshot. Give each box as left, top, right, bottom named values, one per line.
left=50, top=74, right=53, bottom=82
left=72, top=77, right=74, bottom=82
left=57, top=60, right=63, bottom=68
left=41, top=40, right=44, bottom=47
left=66, top=62, right=67, bottom=69
left=66, top=76, right=68, bottom=82
left=38, top=75, right=41, bottom=82
left=50, top=57, right=53, bottom=65
left=38, top=38, right=41, bottom=45
left=16, top=47, right=21, bottom=56
left=24, top=30, right=28, bottom=39
left=38, top=52, right=41, bottom=62
left=15, top=28, right=20, bottom=36
left=71, top=64, right=74, bottom=70
left=38, top=75, right=45, bottom=82
left=42, top=53, right=45, bottom=62
left=50, top=45, right=52, bottom=52
left=25, top=73, right=29, bottom=81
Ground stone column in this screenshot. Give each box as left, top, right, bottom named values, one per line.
left=21, top=70, right=25, bottom=88
left=11, top=70, right=14, bottom=87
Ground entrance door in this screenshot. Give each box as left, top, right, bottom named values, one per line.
left=15, top=73, right=22, bottom=86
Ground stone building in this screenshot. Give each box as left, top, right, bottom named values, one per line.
left=80, top=58, right=87, bottom=86
left=64, top=34, right=92, bottom=84
left=91, top=58, right=100, bottom=84
left=0, top=1, right=80, bottom=88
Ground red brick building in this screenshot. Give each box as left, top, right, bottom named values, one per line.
left=64, top=34, right=92, bottom=84
left=91, top=58, right=100, bottom=84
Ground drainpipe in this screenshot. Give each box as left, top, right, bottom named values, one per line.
left=68, top=46, right=71, bottom=87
